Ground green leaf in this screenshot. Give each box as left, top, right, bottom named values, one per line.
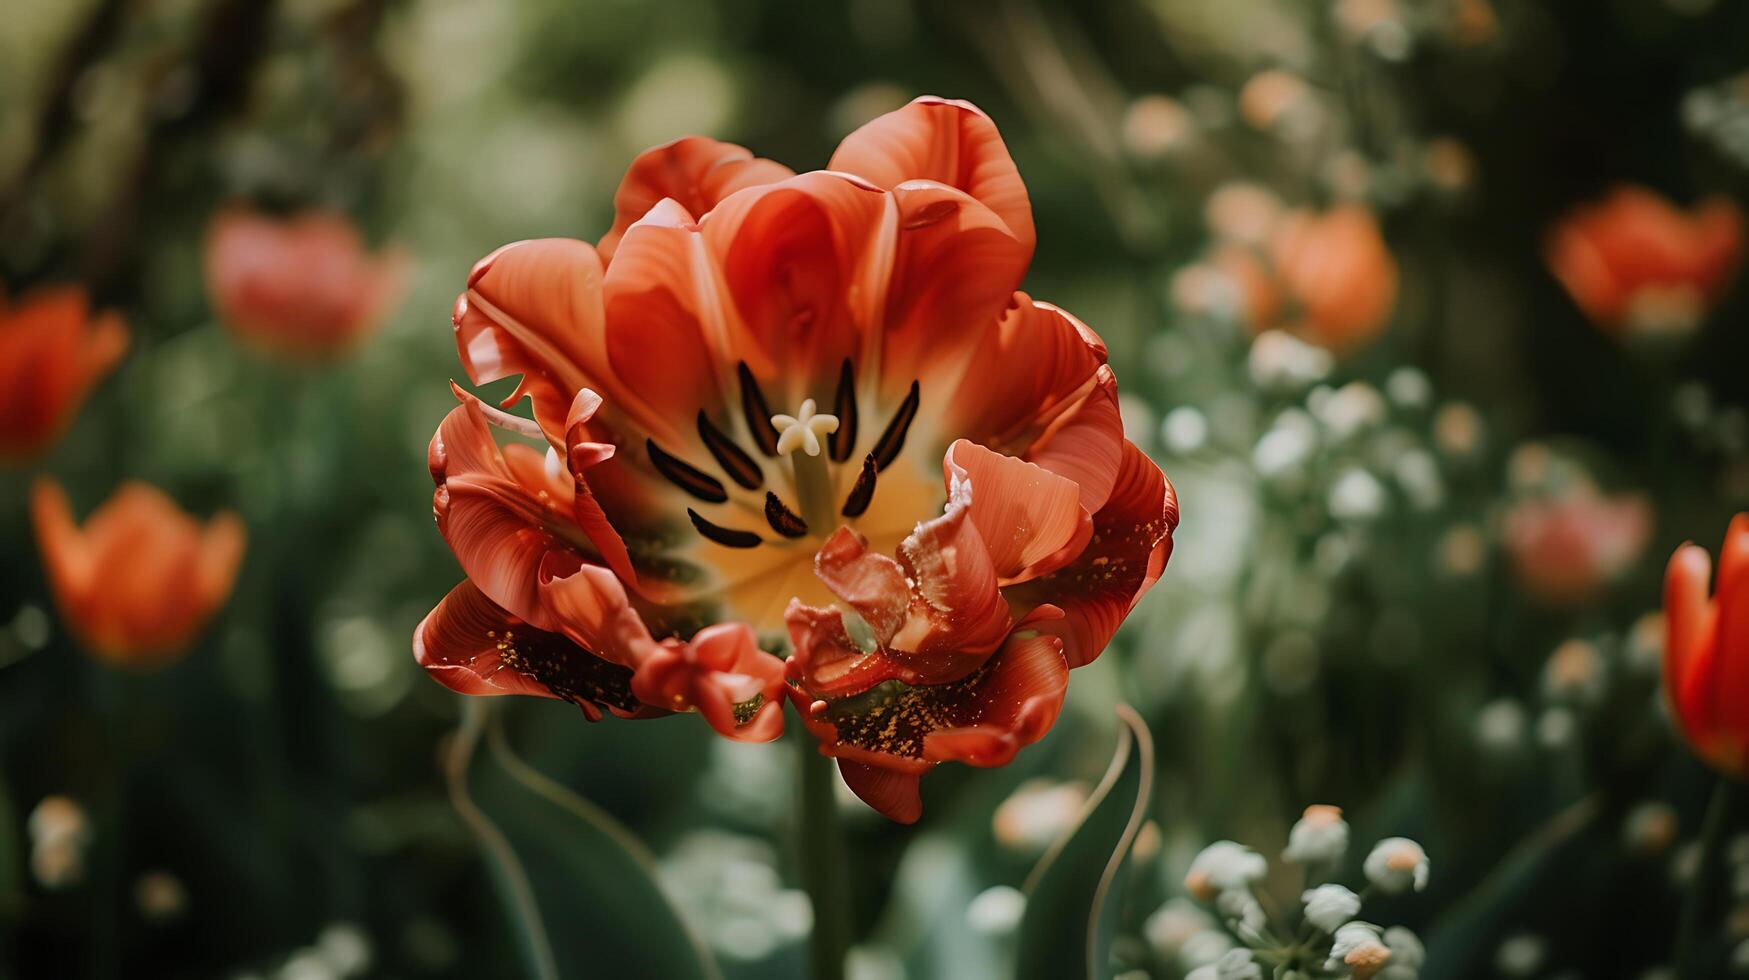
left=1016, top=704, right=1155, bottom=980
left=445, top=699, right=722, bottom=980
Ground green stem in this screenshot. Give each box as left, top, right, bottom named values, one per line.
left=443, top=699, right=558, bottom=980
left=1676, top=777, right=1738, bottom=979
left=796, top=735, right=850, bottom=980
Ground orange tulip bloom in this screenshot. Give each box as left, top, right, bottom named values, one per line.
left=204, top=207, right=407, bottom=360
left=1545, top=185, right=1742, bottom=338
left=417, top=96, right=1179, bottom=821
left=1502, top=486, right=1651, bottom=607
left=1664, top=515, right=1749, bottom=776
left=1266, top=205, right=1398, bottom=352
left=0, top=286, right=127, bottom=461
left=32, top=479, right=245, bottom=667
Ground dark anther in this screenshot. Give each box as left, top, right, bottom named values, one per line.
left=830, top=358, right=858, bottom=463
left=841, top=454, right=878, bottom=518
left=648, top=440, right=727, bottom=503
left=737, top=362, right=781, bottom=457
left=687, top=508, right=762, bottom=549
left=870, top=380, right=920, bottom=471
left=697, top=411, right=763, bottom=490
left=763, top=492, right=809, bottom=538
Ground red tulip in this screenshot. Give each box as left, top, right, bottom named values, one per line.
left=204, top=207, right=407, bottom=360
left=1266, top=204, right=1399, bottom=353
left=1545, top=185, right=1742, bottom=338
left=0, top=286, right=127, bottom=462
left=32, top=479, right=245, bottom=667
left=417, top=96, right=1179, bottom=821
left=1503, top=486, right=1651, bottom=607
left=1664, top=515, right=1749, bottom=776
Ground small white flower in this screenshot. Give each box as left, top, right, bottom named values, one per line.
left=1185, top=966, right=1219, bottom=980
left=1379, top=926, right=1425, bottom=980
left=1393, top=449, right=1444, bottom=512
left=1314, top=382, right=1388, bottom=441
left=1283, top=804, right=1350, bottom=863
left=1162, top=406, right=1210, bottom=454
left=1622, top=801, right=1679, bottom=856
left=1386, top=367, right=1432, bottom=410
left=1328, top=922, right=1392, bottom=978
left=1494, top=933, right=1545, bottom=977
left=1301, top=884, right=1362, bottom=932
left=1216, top=888, right=1267, bottom=936
left=1184, top=841, right=1268, bottom=901
left=1253, top=412, right=1319, bottom=480
left=1143, top=898, right=1215, bottom=959
left=1180, top=929, right=1235, bottom=967
left=1363, top=838, right=1430, bottom=894
left=1474, top=698, right=1526, bottom=755
left=1196, top=948, right=1262, bottom=980
left=966, top=885, right=1026, bottom=935
left=1249, top=330, right=1333, bottom=391
left=1329, top=467, right=1388, bottom=522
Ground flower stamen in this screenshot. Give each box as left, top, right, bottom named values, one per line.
left=773, top=399, right=841, bottom=531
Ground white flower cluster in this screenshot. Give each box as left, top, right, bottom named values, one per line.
left=1147, top=807, right=1430, bottom=979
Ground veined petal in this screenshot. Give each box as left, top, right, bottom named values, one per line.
left=789, top=630, right=1068, bottom=823
left=829, top=96, right=1035, bottom=255
left=1005, top=440, right=1178, bottom=669
left=702, top=171, right=890, bottom=408
left=804, top=496, right=1012, bottom=689
left=414, top=579, right=656, bottom=721
left=944, top=439, right=1089, bottom=584
left=601, top=199, right=735, bottom=448
left=629, top=622, right=786, bottom=742
left=837, top=759, right=924, bottom=825
left=598, top=137, right=795, bottom=264
left=430, top=398, right=620, bottom=628
left=455, top=238, right=608, bottom=443
left=876, top=182, right=1032, bottom=402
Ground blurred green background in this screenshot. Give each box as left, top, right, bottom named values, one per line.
left=3, top=0, right=1749, bottom=977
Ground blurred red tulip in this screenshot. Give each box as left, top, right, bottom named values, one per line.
left=0, top=286, right=127, bottom=462
left=1545, top=185, right=1742, bottom=338
left=1664, top=515, right=1749, bottom=776
left=204, top=207, right=407, bottom=360
left=1503, top=486, right=1651, bottom=606
left=419, top=96, right=1178, bottom=821
left=32, top=479, right=245, bottom=667
left=1267, top=204, right=1399, bottom=353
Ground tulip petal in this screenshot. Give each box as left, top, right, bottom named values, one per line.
left=875, top=182, right=1032, bottom=403
left=837, top=760, right=923, bottom=825
left=414, top=580, right=655, bottom=721
left=790, top=630, right=1068, bottom=823
left=829, top=96, right=1035, bottom=254
left=944, top=439, right=1090, bottom=584
left=804, top=494, right=1012, bottom=688
left=629, top=622, right=787, bottom=743
left=601, top=199, right=735, bottom=447
left=1710, top=515, right=1749, bottom=749
left=598, top=136, right=795, bottom=264
left=455, top=237, right=611, bottom=443
left=702, top=171, right=890, bottom=406
left=1665, top=542, right=1717, bottom=744
left=1006, top=440, right=1178, bottom=669
left=430, top=398, right=631, bottom=628
left=943, top=297, right=1122, bottom=513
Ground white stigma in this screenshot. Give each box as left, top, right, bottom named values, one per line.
left=771, top=399, right=839, bottom=457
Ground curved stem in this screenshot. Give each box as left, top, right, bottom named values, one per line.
left=1676, top=777, right=1738, bottom=979
left=796, top=735, right=850, bottom=980
left=442, top=699, right=558, bottom=980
